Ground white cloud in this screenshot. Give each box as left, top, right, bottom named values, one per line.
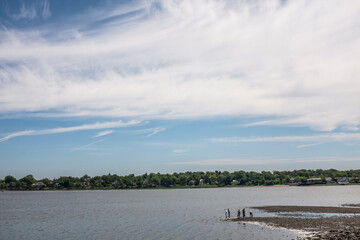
left=130, top=127, right=166, bottom=137
left=1, top=0, right=360, bottom=131
left=171, top=157, right=360, bottom=166
left=211, top=132, right=360, bottom=144
left=94, top=130, right=114, bottom=138
left=13, top=0, right=51, bottom=20
left=146, top=127, right=166, bottom=137
left=172, top=149, right=188, bottom=154
left=297, top=142, right=324, bottom=148
left=71, top=139, right=107, bottom=152
left=0, top=120, right=140, bottom=142
left=15, top=4, right=37, bottom=20
left=341, top=126, right=360, bottom=132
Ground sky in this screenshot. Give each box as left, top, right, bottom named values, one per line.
left=1, top=0, right=360, bottom=179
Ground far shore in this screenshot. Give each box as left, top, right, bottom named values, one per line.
left=2, top=183, right=360, bottom=192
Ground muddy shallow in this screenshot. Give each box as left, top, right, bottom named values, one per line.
left=253, top=205, right=360, bottom=214
left=228, top=205, right=360, bottom=239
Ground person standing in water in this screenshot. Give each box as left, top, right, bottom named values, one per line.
left=242, top=208, right=246, bottom=218
left=227, top=209, right=231, bottom=218
left=224, top=209, right=228, bottom=219
left=237, top=209, right=241, bottom=218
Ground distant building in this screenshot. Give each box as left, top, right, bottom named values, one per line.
left=306, top=178, right=323, bottom=185
left=199, top=179, right=204, bottom=186
left=32, top=181, right=45, bottom=187
left=325, top=177, right=335, bottom=184
left=350, top=177, right=360, bottom=183
left=337, top=177, right=349, bottom=185
left=288, top=178, right=300, bottom=186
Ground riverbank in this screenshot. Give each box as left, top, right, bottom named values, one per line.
left=227, top=205, right=360, bottom=239
left=2, top=183, right=360, bottom=191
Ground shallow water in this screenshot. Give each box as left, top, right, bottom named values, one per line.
left=277, top=212, right=360, bottom=218
left=1, top=185, right=359, bottom=240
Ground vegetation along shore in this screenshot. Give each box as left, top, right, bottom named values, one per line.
left=1, top=169, right=359, bottom=191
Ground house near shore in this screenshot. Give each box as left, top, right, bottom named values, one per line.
left=32, top=181, right=45, bottom=187
left=188, top=180, right=195, bottom=185
left=306, top=178, right=323, bottom=185
left=325, top=177, right=336, bottom=184
left=337, top=177, right=349, bottom=185
left=82, top=181, right=90, bottom=187
left=349, top=177, right=360, bottom=183
left=199, top=179, right=204, bottom=186
left=288, top=178, right=300, bottom=186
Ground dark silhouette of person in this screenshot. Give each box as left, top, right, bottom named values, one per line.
left=242, top=208, right=246, bottom=218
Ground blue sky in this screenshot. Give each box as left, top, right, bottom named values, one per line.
left=1, top=0, right=360, bottom=179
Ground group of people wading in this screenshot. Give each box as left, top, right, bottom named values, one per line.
left=224, top=208, right=253, bottom=219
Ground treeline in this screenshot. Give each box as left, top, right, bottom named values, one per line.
left=1, top=169, right=360, bottom=190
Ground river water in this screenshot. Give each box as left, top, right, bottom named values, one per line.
left=1, top=185, right=359, bottom=240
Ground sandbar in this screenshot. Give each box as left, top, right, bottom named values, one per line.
left=228, top=205, right=360, bottom=239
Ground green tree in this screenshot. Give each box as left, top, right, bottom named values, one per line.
left=20, top=175, right=36, bottom=187
left=4, top=175, right=17, bottom=184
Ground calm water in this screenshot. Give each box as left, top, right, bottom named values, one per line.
left=1, top=185, right=359, bottom=240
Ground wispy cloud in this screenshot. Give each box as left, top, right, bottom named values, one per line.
left=94, top=130, right=114, bottom=138
left=211, top=132, right=360, bottom=144
left=0, top=120, right=140, bottom=142
left=171, top=157, right=360, bottom=166
left=71, top=139, right=107, bottom=152
left=131, top=127, right=166, bottom=137
left=146, top=127, right=166, bottom=137
left=14, top=4, right=37, bottom=20
left=172, top=149, right=188, bottom=154
left=297, top=142, right=324, bottom=148
left=0, top=1, right=360, bottom=131
left=13, top=0, right=51, bottom=20
left=245, top=118, right=360, bottom=132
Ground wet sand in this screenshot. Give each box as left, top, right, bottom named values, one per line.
left=253, top=205, right=360, bottom=214
left=228, top=205, right=360, bottom=239
left=342, top=203, right=360, bottom=208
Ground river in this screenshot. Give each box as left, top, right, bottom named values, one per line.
left=1, top=185, right=359, bottom=239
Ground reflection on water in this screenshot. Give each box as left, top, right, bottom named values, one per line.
left=1, top=185, right=359, bottom=240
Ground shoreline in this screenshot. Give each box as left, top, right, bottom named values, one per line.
left=227, top=205, right=360, bottom=239
left=2, top=183, right=359, bottom=192
left=235, top=220, right=315, bottom=239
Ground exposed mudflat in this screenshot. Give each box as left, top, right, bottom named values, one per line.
left=252, top=205, right=360, bottom=214
left=228, top=205, right=360, bottom=239
left=342, top=203, right=360, bottom=208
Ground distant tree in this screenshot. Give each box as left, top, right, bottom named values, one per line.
left=4, top=175, right=16, bottom=184
left=3, top=168, right=360, bottom=190
left=57, top=176, right=75, bottom=189
left=41, top=178, right=51, bottom=186
left=80, top=174, right=91, bottom=182
left=149, top=175, right=161, bottom=186
left=20, top=175, right=36, bottom=187
left=179, top=174, right=188, bottom=185
left=161, top=174, right=173, bottom=187
left=208, top=174, right=217, bottom=185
